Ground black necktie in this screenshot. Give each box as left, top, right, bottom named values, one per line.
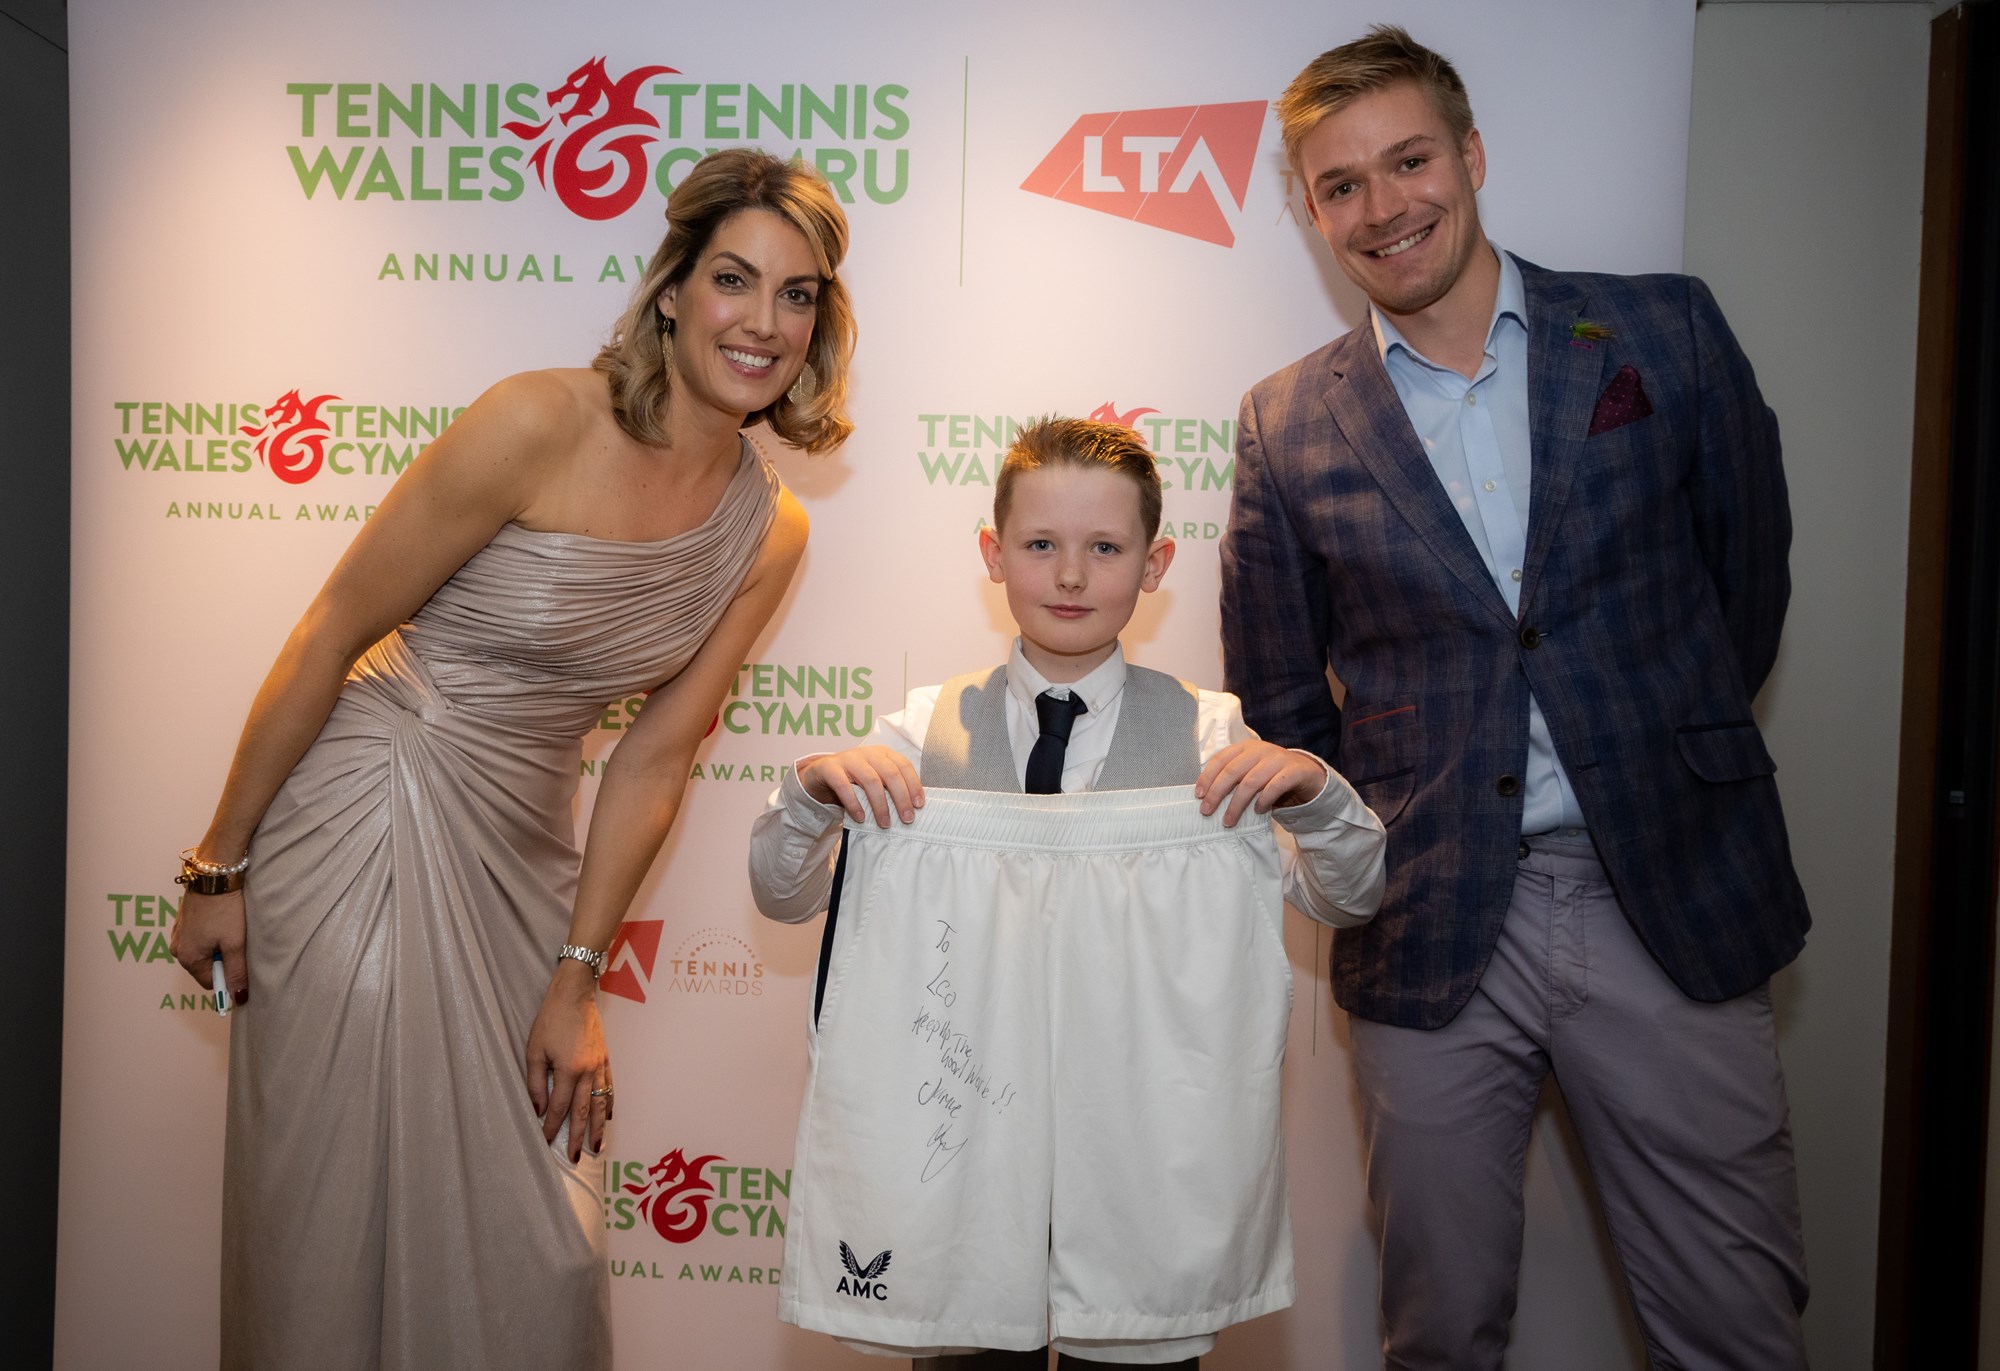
left=1025, top=690, right=1088, bottom=794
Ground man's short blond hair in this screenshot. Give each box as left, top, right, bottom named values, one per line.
left=1278, top=25, right=1476, bottom=174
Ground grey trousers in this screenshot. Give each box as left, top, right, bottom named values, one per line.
left=914, top=1355, right=1197, bottom=1370
left=1349, top=835, right=1809, bottom=1370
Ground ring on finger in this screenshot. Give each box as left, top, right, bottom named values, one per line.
left=589, top=1086, right=614, bottom=1098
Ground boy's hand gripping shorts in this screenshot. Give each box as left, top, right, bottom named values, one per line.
left=778, top=786, right=1296, bottom=1363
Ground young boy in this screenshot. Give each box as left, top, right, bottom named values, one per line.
left=750, top=418, right=1385, bottom=1368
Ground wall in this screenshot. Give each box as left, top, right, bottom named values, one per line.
left=1685, top=3, right=1932, bottom=1366
left=56, top=3, right=1705, bottom=1367
left=0, top=0, right=69, bottom=1364
left=36, top=0, right=1941, bottom=1364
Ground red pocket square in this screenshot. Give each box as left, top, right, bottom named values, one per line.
left=1589, top=365, right=1653, bottom=435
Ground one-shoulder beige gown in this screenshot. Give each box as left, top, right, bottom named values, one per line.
left=220, top=445, right=779, bottom=1370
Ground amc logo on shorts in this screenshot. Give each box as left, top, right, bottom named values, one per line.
left=599, top=923, right=764, bottom=1004
left=836, top=1241, right=892, bottom=1301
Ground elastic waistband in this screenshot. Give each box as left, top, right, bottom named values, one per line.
left=847, top=785, right=1270, bottom=853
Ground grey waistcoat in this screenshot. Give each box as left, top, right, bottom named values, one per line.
left=918, top=663, right=1201, bottom=792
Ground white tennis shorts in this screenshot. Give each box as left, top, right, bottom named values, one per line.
left=778, top=786, right=1295, bottom=1364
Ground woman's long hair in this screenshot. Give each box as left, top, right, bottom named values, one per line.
left=594, top=149, right=856, bottom=454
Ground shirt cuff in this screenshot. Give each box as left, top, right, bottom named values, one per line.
left=779, top=756, right=846, bottom=829
left=1272, top=753, right=1375, bottom=833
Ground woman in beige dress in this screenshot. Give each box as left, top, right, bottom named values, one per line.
left=169, top=149, right=856, bottom=1371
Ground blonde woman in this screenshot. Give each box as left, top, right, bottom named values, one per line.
left=171, top=148, right=856, bottom=1371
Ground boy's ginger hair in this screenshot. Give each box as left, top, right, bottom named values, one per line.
left=994, top=417, right=1164, bottom=542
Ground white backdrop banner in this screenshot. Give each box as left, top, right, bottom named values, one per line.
left=60, top=2, right=1695, bottom=1366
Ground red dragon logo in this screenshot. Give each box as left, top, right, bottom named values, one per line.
left=625, top=1147, right=726, bottom=1243
left=240, top=389, right=339, bottom=485
left=505, top=58, right=679, bottom=221
left=1088, top=401, right=1159, bottom=431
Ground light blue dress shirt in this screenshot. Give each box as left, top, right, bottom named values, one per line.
left=1370, top=246, right=1587, bottom=836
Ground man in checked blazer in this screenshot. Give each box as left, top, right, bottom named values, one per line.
left=1220, top=26, right=1811, bottom=1369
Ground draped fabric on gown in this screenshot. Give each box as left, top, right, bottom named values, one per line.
left=221, top=444, right=780, bottom=1371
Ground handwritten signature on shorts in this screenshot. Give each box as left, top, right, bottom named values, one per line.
left=921, top=1122, right=967, bottom=1182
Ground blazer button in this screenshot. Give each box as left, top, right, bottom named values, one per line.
left=1519, top=625, right=1542, bottom=649
left=1497, top=774, right=1521, bottom=796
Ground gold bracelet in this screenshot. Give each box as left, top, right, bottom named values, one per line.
left=180, top=846, right=252, bottom=876
left=176, top=860, right=246, bottom=896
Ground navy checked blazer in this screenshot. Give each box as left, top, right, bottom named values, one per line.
left=1221, top=256, right=1810, bottom=1030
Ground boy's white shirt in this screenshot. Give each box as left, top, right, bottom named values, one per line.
left=748, top=639, right=1386, bottom=928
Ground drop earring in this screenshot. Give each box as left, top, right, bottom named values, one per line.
left=787, top=361, right=818, bottom=406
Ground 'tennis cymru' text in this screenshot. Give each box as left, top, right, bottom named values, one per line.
left=597, top=663, right=876, bottom=740
left=721, top=662, right=875, bottom=737
left=106, top=892, right=178, bottom=966
left=602, top=1160, right=790, bottom=1238
left=286, top=81, right=911, bottom=205
left=915, top=413, right=1237, bottom=491
left=112, top=400, right=461, bottom=477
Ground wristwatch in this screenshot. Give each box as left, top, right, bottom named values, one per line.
left=557, top=943, right=607, bottom=977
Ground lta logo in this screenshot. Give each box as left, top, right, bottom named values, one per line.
left=505, top=57, right=678, bottom=220
left=837, top=1241, right=892, bottom=1300
left=599, top=919, right=664, bottom=1003
left=598, top=923, right=765, bottom=1004
left=1021, top=101, right=1265, bottom=247
left=240, top=389, right=340, bottom=484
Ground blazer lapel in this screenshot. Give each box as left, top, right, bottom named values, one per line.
left=1324, top=330, right=1516, bottom=629
left=1520, top=261, right=1610, bottom=612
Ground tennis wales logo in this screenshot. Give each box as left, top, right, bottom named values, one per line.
left=626, top=1148, right=726, bottom=1243
left=240, top=389, right=341, bottom=484
left=837, top=1241, right=892, bottom=1300
left=1087, top=400, right=1159, bottom=430
left=505, top=57, right=679, bottom=220
left=1020, top=100, right=1266, bottom=247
